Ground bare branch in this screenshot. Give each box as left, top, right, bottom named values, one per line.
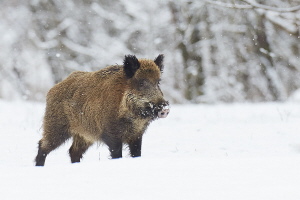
left=241, top=0, right=300, bottom=13
left=205, top=0, right=300, bottom=13
left=61, top=38, right=96, bottom=57
left=204, top=0, right=252, bottom=9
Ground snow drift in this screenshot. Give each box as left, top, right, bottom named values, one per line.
left=0, top=100, right=300, bottom=200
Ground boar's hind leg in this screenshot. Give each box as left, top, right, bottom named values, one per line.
left=128, top=137, right=142, bottom=157
left=35, top=140, right=48, bottom=166
left=69, top=135, right=92, bottom=163
left=35, top=130, right=71, bottom=166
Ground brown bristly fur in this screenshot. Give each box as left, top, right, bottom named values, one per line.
left=35, top=54, right=168, bottom=166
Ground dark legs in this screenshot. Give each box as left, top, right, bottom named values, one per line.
left=128, top=137, right=142, bottom=157
left=102, top=134, right=123, bottom=159
left=102, top=133, right=143, bottom=159
left=108, top=139, right=123, bottom=159
left=35, top=130, right=71, bottom=166
left=69, top=135, right=92, bottom=163
left=35, top=133, right=92, bottom=166
left=35, top=141, right=48, bottom=166
left=36, top=129, right=143, bottom=166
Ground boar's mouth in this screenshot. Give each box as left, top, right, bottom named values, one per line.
left=141, top=102, right=170, bottom=120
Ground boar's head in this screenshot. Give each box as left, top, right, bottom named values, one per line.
left=123, top=54, right=169, bottom=120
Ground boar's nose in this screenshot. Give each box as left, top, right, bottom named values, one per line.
left=158, top=105, right=170, bottom=118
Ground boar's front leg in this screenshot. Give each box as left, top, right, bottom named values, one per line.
left=128, top=136, right=142, bottom=157
left=102, top=134, right=123, bottom=159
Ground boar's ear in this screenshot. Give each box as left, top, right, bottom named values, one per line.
left=124, top=55, right=140, bottom=78
left=154, top=54, right=164, bottom=72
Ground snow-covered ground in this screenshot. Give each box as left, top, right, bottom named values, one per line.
left=0, top=100, right=300, bottom=200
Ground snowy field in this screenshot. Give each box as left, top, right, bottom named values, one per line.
left=0, top=100, right=300, bottom=200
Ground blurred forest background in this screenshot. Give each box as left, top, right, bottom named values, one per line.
left=0, top=0, right=300, bottom=103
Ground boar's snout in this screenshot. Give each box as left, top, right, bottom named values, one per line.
left=158, top=106, right=170, bottom=118
left=155, top=101, right=170, bottom=119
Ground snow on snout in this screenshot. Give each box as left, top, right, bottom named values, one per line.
left=158, top=105, right=170, bottom=118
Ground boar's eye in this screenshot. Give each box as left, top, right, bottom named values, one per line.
left=139, top=80, right=145, bottom=87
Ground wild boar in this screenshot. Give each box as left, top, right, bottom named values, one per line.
left=35, top=54, right=170, bottom=166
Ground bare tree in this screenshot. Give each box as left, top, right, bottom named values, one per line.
left=0, top=0, right=300, bottom=103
